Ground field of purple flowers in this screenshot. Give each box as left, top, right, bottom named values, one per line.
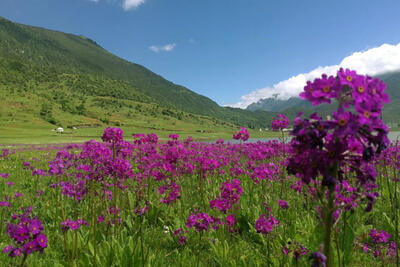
left=0, top=68, right=399, bottom=266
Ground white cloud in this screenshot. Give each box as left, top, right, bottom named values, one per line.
left=86, top=0, right=146, bottom=10
left=122, top=0, right=145, bottom=10
left=228, top=42, right=400, bottom=109
left=149, top=43, right=176, bottom=53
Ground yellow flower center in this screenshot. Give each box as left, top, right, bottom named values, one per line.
left=372, top=88, right=376, bottom=94
left=357, top=86, right=365, bottom=93
left=364, top=111, right=370, bottom=118
left=338, top=118, right=347, bottom=126
left=309, top=88, right=313, bottom=93
left=346, top=76, right=353, bottom=82
left=323, top=86, right=330, bottom=93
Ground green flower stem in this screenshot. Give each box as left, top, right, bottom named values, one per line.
left=91, top=180, right=97, bottom=267
left=323, top=187, right=335, bottom=267
left=323, top=162, right=338, bottom=267
left=334, top=230, right=341, bottom=267
left=198, top=170, right=207, bottom=212
left=60, top=198, right=72, bottom=267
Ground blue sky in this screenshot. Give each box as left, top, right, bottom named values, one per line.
left=1, top=0, right=400, bottom=107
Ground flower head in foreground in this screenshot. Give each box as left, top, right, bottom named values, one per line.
left=3, top=209, right=47, bottom=257
left=288, top=68, right=389, bottom=211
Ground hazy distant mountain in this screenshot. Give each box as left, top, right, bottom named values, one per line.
left=246, top=72, right=400, bottom=124
left=247, top=96, right=313, bottom=112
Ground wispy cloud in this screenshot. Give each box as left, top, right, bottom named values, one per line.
left=87, top=0, right=145, bottom=10
left=228, top=42, right=400, bottom=109
left=149, top=43, right=176, bottom=53
left=122, top=0, right=145, bottom=10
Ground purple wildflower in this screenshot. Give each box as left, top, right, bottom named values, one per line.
left=255, top=214, right=279, bottom=234
left=102, top=127, right=124, bottom=144
left=272, top=114, right=289, bottom=131
left=278, top=199, right=289, bottom=210
left=309, top=251, right=327, bottom=267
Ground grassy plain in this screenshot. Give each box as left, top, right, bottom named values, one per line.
left=0, top=135, right=398, bottom=266
left=0, top=121, right=279, bottom=145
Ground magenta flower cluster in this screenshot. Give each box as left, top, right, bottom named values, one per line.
left=3, top=208, right=48, bottom=257
left=300, top=68, right=389, bottom=108
left=0, top=173, right=10, bottom=179
left=233, top=127, right=249, bottom=142
left=369, top=229, right=390, bottom=244
left=0, top=201, right=10, bottom=207
left=287, top=68, right=390, bottom=211
left=309, top=251, right=327, bottom=267
left=357, top=229, right=397, bottom=261
left=186, top=212, right=224, bottom=232
left=102, top=127, right=124, bottom=144
left=282, top=241, right=308, bottom=259
left=173, top=228, right=187, bottom=245
left=0, top=148, right=10, bottom=159
left=278, top=199, right=289, bottom=210
left=210, top=179, right=242, bottom=213
left=158, top=181, right=181, bottom=204
left=255, top=213, right=279, bottom=235
left=61, top=219, right=88, bottom=232
left=271, top=114, right=289, bottom=131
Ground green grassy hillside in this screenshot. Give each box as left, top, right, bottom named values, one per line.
left=0, top=56, right=251, bottom=143
left=0, top=16, right=277, bottom=133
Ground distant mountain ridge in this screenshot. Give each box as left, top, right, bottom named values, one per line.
left=247, top=96, right=312, bottom=112
left=246, top=71, right=400, bottom=125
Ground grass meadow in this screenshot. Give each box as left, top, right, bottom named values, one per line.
left=0, top=130, right=398, bottom=266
